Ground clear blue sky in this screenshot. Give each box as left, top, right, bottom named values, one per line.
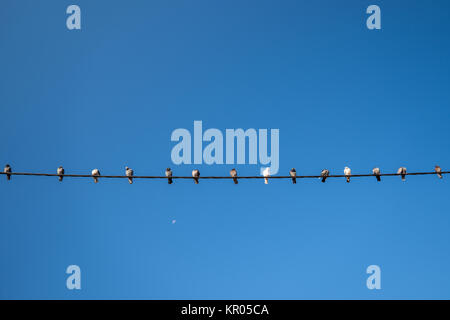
left=1, top=0, right=450, bottom=299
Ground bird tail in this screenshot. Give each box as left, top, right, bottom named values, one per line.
left=94, top=177, right=98, bottom=183
left=292, top=178, right=296, bottom=184
left=128, top=178, right=133, bottom=184
left=402, top=175, right=406, bottom=181
left=194, top=178, right=199, bottom=184
left=168, top=177, right=173, bottom=184
left=264, top=177, right=268, bottom=184
left=438, top=173, right=443, bottom=179
left=376, top=175, right=381, bottom=182
left=346, top=177, right=350, bottom=183
left=322, top=177, right=326, bottom=183
left=233, top=178, right=238, bottom=184
left=7, top=174, right=11, bottom=181
left=59, top=176, right=63, bottom=182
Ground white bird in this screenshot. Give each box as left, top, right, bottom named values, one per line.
left=344, top=166, right=351, bottom=183
left=263, top=167, right=270, bottom=184
left=57, top=166, right=65, bottom=182
left=4, top=164, right=11, bottom=181
left=230, top=168, right=238, bottom=184
left=397, top=167, right=407, bottom=181
left=435, top=165, right=443, bottom=179
left=373, top=167, right=381, bottom=181
left=289, top=168, right=296, bottom=184
left=165, top=168, right=173, bottom=184
left=321, top=169, right=329, bottom=183
left=125, top=166, right=133, bottom=184
left=91, top=169, right=101, bottom=183
left=192, top=169, right=200, bottom=184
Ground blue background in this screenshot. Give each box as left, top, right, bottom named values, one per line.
left=1, top=0, right=449, bottom=299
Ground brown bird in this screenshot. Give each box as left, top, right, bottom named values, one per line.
left=91, top=169, right=100, bottom=183
left=289, top=168, right=296, bottom=184
left=397, top=167, right=407, bottom=181
left=57, top=166, right=65, bottom=182
left=4, top=164, right=11, bottom=181
left=373, top=167, right=381, bottom=182
left=230, top=168, right=238, bottom=184
left=165, top=168, right=173, bottom=184
left=262, top=167, right=270, bottom=184
left=192, top=169, right=200, bottom=184
left=321, top=169, right=329, bottom=183
left=344, top=167, right=351, bottom=183
left=125, top=166, right=134, bottom=184
left=435, top=165, right=443, bottom=179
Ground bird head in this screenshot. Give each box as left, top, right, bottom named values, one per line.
left=166, top=168, right=171, bottom=172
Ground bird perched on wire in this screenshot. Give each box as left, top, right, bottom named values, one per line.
left=4, top=164, right=12, bottom=181
left=435, top=165, right=443, bottom=179
left=230, top=168, right=238, bottom=184
left=125, top=166, right=134, bottom=184
left=290, top=168, right=296, bottom=184
left=263, top=167, right=270, bottom=184
left=165, top=168, right=173, bottom=184
left=57, top=166, right=65, bottom=182
left=344, top=167, right=351, bottom=183
left=321, top=169, right=329, bottom=183
left=397, top=167, right=407, bottom=181
left=192, top=169, right=200, bottom=184
left=91, top=169, right=101, bottom=183
left=373, top=167, right=381, bottom=181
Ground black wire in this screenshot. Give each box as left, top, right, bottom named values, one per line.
left=1, top=171, right=448, bottom=179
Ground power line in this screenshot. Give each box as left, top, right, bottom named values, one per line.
left=0, top=170, right=447, bottom=180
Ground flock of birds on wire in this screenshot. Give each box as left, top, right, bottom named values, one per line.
left=1, top=164, right=445, bottom=185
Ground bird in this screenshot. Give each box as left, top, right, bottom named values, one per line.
left=435, top=165, right=443, bottom=179
left=321, top=169, right=329, bottom=183
left=91, top=169, right=101, bottom=183
left=192, top=169, right=200, bottom=184
left=4, top=164, right=11, bottom=181
left=373, top=167, right=381, bottom=182
left=57, top=166, right=65, bottom=182
left=165, top=168, right=173, bottom=184
left=397, top=167, right=407, bottom=181
left=125, top=166, right=133, bottom=184
left=230, top=168, right=238, bottom=184
left=344, top=166, right=351, bottom=183
left=263, top=167, right=270, bottom=184
left=289, top=168, right=296, bottom=184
